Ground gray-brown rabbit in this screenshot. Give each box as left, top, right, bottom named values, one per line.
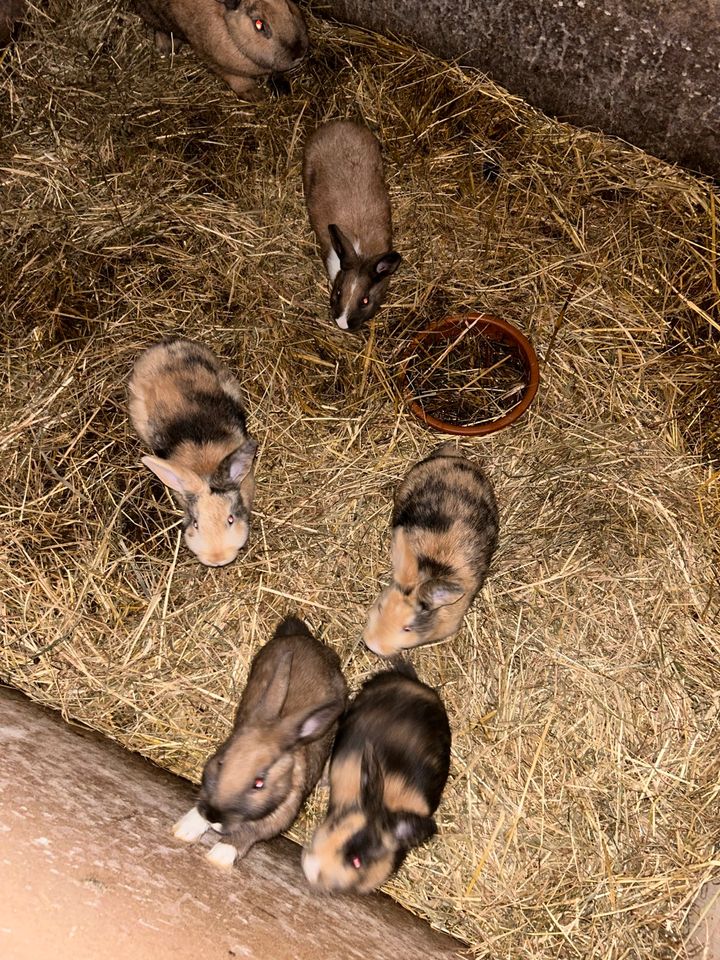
left=131, top=0, right=308, bottom=101
left=173, top=617, right=347, bottom=868
left=302, top=120, right=402, bottom=332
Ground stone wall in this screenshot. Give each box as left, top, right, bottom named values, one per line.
left=320, top=0, right=720, bottom=179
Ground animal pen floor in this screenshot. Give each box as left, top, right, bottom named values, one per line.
left=1, top=2, right=719, bottom=957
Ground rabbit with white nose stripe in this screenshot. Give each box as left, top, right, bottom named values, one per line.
left=303, top=120, right=402, bottom=332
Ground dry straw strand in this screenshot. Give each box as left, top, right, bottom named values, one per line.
left=1, top=1, right=720, bottom=957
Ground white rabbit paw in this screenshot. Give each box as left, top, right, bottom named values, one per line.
left=173, top=806, right=210, bottom=843
left=206, top=842, right=238, bottom=870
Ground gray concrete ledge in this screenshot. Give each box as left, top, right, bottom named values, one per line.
left=320, top=0, right=720, bottom=179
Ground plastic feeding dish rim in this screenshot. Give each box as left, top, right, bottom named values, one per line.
left=401, top=312, right=540, bottom=436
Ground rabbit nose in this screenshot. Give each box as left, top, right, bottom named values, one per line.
left=203, top=554, right=235, bottom=567
left=362, top=631, right=391, bottom=658
left=198, top=800, right=214, bottom=819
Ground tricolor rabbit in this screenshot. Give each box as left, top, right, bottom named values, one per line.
left=302, top=663, right=450, bottom=893
left=128, top=337, right=257, bottom=567
left=364, top=444, right=499, bottom=655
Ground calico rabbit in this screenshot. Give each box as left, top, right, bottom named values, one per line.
left=128, top=337, right=257, bottom=567
left=302, top=662, right=450, bottom=893
left=364, top=444, right=499, bottom=655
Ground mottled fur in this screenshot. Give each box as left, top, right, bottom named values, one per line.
left=364, top=443, right=500, bottom=655
left=194, top=618, right=347, bottom=861
left=302, top=121, right=401, bottom=332
left=131, top=0, right=308, bottom=100
left=302, top=667, right=451, bottom=894
left=128, top=338, right=257, bottom=567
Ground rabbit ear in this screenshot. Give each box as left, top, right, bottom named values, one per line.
left=386, top=812, right=437, bottom=850
left=141, top=456, right=204, bottom=496
left=256, top=649, right=294, bottom=721
left=280, top=698, right=344, bottom=747
left=328, top=224, right=357, bottom=269
left=390, top=527, right=415, bottom=584
left=371, top=251, right=402, bottom=281
left=417, top=579, right=465, bottom=611
left=217, top=438, right=257, bottom=485
left=360, top=742, right=384, bottom=817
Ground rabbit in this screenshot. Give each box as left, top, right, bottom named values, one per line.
left=301, top=662, right=451, bottom=894
left=363, top=443, right=499, bottom=656
left=302, top=120, right=402, bottom=332
left=131, top=0, right=309, bottom=101
left=128, top=337, right=258, bottom=567
left=0, top=0, right=24, bottom=45
left=173, top=616, right=347, bottom=869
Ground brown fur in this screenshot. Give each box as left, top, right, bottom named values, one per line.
left=128, top=338, right=257, bottom=567
left=131, top=0, right=308, bottom=100
left=302, top=120, right=401, bottom=331
left=197, top=618, right=347, bottom=861
left=364, top=444, right=500, bottom=655
left=303, top=121, right=392, bottom=265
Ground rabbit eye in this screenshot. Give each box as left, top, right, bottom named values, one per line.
left=227, top=515, right=234, bottom=525
left=254, top=17, right=265, bottom=31
left=403, top=625, right=412, bottom=632
left=361, top=296, right=369, bottom=306
left=351, top=855, right=362, bottom=870
left=253, top=777, right=265, bottom=790
left=192, top=520, right=199, bottom=530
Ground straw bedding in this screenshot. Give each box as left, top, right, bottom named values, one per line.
left=1, top=1, right=719, bottom=955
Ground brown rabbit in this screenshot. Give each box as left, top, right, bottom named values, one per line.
left=302, top=120, right=402, bottom=332
left=128, top=337, right=257, bottom=567
left=302, top=662, right=451, bottom=894
left=173, top=617, right=347, bottom=868
left=131, top=0, right=309, bottom=101
left=363, top=443, right=499, bottom=655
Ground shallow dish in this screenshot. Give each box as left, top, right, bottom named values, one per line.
left=401, top=312, right=540, bottom=436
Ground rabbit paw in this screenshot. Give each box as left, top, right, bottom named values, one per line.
left=173, top=806, right=209, bottom=843
left=207, top=842, right=238, bottom=870
left=221, top=73, right=269, bottom=102
left=154, top=30, right=181, bottom=55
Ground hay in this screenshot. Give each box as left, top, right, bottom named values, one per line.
left=2, top=1, right=720, bottom=955
left=403, top=320, right=530, bottom=427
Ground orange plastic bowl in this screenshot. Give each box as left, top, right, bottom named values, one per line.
left=401, top=312, right=540, bottom=436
